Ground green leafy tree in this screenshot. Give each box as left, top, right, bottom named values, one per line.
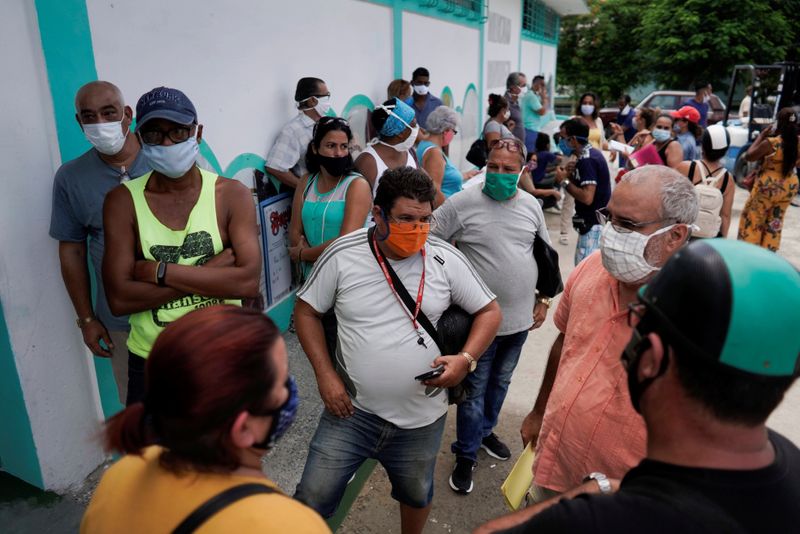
left=557, top=0, right=651, bottom=104
left=639, top=0, right=791, bottom=90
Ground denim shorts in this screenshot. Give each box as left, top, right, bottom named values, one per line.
left=294, top=408, right=447, bottom=517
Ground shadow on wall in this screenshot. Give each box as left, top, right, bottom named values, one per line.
left=196, top=85, right=480, bottom=195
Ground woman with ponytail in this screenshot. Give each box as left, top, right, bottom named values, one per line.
left=738, top=107, right=800, bottom=251
left=81, top=305, right=329, bottom=533
left=482, top=93, right=513, bottom=147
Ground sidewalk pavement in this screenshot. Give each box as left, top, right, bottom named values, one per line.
left=1, top=187, right=798, bottom=534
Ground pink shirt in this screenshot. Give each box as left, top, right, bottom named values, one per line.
left=533, top=251, right=646, bottom=492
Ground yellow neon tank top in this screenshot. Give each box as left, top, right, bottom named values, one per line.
left=124, top=168, right=241, bottom=357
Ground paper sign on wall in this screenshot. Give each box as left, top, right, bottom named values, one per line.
left=258, top=193, right=294, bottom=309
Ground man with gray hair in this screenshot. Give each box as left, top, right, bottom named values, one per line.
left=417, top=105, right=478, bottom=205
left=505, top=72, right=528, bottom=144
left=519, top=166, right=697, bottom=502
left=434, top=135, right=552, bottom=494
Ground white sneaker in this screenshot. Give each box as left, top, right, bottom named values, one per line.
left=559, top=234, right=569, bottom=245
left=791, top=195, right=800, bottom=207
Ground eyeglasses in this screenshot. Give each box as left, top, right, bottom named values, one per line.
left=139, top=126, right=193, bottom=146
left=413, top=81, right=431, bottom=87
left=314, top=116, right=350, bottom=135
left=596, top=207, right=675, bottom=233
left=488, top=138, right=525, bottom=154
left=387, top=214, right=436, bottom=232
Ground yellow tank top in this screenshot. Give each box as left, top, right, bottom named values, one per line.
left=124, top=168, right=241, bottom=357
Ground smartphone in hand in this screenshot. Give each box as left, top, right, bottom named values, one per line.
left=415, top=365, right=445, bottom=381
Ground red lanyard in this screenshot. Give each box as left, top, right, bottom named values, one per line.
left=372, top=235, right=426, bottom=333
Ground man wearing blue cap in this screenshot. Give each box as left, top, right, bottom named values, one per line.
left=477, top=239, right=800, bottom=533
left=103, top=86, right=261, bottom=405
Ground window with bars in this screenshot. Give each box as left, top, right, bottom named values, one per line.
left=413, top=0, right=486, bottom=23
left=521, top=0, right=560, bottom=44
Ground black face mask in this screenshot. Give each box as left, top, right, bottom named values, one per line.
left=318, top=154, right=352, bottom=177
left=622, top=328, right=669, bottom=413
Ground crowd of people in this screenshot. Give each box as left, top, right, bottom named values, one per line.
left=47, top=69, right=800, bottom=534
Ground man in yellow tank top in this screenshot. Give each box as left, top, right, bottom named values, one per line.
left=102, top=87, right=261, bottom=405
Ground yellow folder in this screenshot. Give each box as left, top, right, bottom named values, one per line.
left=500, top=443, right=536, bottom=511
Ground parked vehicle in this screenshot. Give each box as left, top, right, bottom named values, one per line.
left=722, top=62, right=800, bottom=187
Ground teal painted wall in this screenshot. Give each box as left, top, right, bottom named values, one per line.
left=0, top=302, right=43, bottom=488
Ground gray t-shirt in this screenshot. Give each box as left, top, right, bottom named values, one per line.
left=433, top=186, right=551, bottom=335
left=483, top=119, right=513, bottom=140
left=49, top=148, right=150, bottom=331
left=297, top=228, right=496, bottom=429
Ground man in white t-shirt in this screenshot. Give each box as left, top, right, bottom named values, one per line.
left=294, top=167, right=501, bottom=534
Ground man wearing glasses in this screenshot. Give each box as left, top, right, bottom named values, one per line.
left=294, top=167, right=501, bottom=534
left=266, top=77, right=331, bottom=192
left=433, top=136, right=552, bottom=494
left=519, top=166, right=696, bottom=503
left=50, top=81, right=150, bottom=403
left=102, top=87, right=261, bottom=405
left=478, top=239, right=800, bottom=533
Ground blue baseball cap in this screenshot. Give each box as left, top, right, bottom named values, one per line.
left=135, top=87, right=197, bottom=131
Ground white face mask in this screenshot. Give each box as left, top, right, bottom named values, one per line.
left=83, top=119, right=128, bottom=155
left=141, top=136, right=199, bottom=179
left=581, top=104, right=595, bottom=116
left=600, top=222, right=677, bottom=284
left=519, top=85, right=529, bottom=95
left=314, top=95, right=332, bottom=117
left=503, top=109, right=511, bottom=120
left=381, top=125, right=419, bottom=152
left=413, top=84, right=429, bottom=96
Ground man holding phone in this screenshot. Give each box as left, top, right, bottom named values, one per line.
left=294, top=167, right=501, bottom=534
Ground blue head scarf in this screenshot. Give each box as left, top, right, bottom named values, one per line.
left=378, top=97, right=416, bottom=137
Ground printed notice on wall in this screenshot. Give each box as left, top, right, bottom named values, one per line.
left=259, top=193, right=294, bottom=309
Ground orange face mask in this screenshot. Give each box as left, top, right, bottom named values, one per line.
left=385, top=221, right=429, bottom=258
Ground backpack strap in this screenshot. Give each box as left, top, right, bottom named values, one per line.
left=172, top=483, right=277, bottom=534
left=699, top=161, right=726, bottom=187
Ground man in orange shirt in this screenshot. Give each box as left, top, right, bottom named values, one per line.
left=519, top=166, right=698, bottom=500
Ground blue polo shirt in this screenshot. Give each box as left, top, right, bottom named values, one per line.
left=574, top=147, right=611, bottom=232
left=617, top=108, right=636, bottom=142
left=406, top=94, right=443, bottom=129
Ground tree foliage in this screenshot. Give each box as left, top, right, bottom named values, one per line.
left=557, top=0, right=796, bottom=102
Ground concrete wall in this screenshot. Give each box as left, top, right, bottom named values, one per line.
left=0, top=0, right=106, bottom=490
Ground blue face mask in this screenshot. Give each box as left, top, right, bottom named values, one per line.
left=141, top=136, right=199, bottom=179
left=558, top=138, right=574, bottom=156
left=652, top=129, right=671, bottom=143
left=253, top=375, right=299, bottom=450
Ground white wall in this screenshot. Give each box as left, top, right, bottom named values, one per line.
left=521, top=39, right=558, bottom=110
left=87, top=0, right=394, bottom=174
left=0, top=0, right=106, bottom=490
left=484, top=0, right=522, bottom=95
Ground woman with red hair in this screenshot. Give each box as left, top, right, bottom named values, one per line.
left=81, top=305, right=328, bottom=533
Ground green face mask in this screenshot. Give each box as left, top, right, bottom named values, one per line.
left=483, top=171, right=520, bottom=201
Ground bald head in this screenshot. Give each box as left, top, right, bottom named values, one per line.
left=620, top=166, right=698, bottom=223
left=74, top=81, right=132, bottom=132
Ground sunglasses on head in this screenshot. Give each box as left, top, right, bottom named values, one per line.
left=489, top=138, right=524, bottom=153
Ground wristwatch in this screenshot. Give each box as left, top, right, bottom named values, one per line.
left=536, top=296, right=553, bottom=308
left=156, top=261, right=168, bottom=287
left=76, top=316, right=95, bottom=329
left=460, top=351, right=477, bottom=373
left=583, top=472, right=613, bottom=494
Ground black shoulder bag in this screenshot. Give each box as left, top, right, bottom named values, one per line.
left=367, top=227, right=471, bottom=404
left=172, top=483, right=276, bottom=534
left=533, top=231, right=563, bottom=298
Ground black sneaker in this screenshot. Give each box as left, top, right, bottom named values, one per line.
left=449, top=457, right=475, bottom=494
left=481, top=433, right=511, bottom=460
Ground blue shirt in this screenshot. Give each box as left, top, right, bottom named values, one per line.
left=49, top=147, right=151, bottom=331
left=616, top=108, right=636, bottom=142
left=681, top=99, right=709, bottom=127
left=533, top=151, right=557, bottom=184
left=676, top=132, right=697, bottom=161
left=417, top=141, right=463, bottom=197
left=405, top=94, right=443, bottom=129
left=574, top=147, right=611, bottom=232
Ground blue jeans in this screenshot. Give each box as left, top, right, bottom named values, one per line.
left=524, top=128, right=539, bottom=155
left=451, top=330, right=529, bottom=462
left=295, top=408, right=446, bottom=518
left=575, top=224, right=603, bottom=265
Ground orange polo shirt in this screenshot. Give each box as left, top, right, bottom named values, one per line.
left=533, top=251, right=646, bottom=492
